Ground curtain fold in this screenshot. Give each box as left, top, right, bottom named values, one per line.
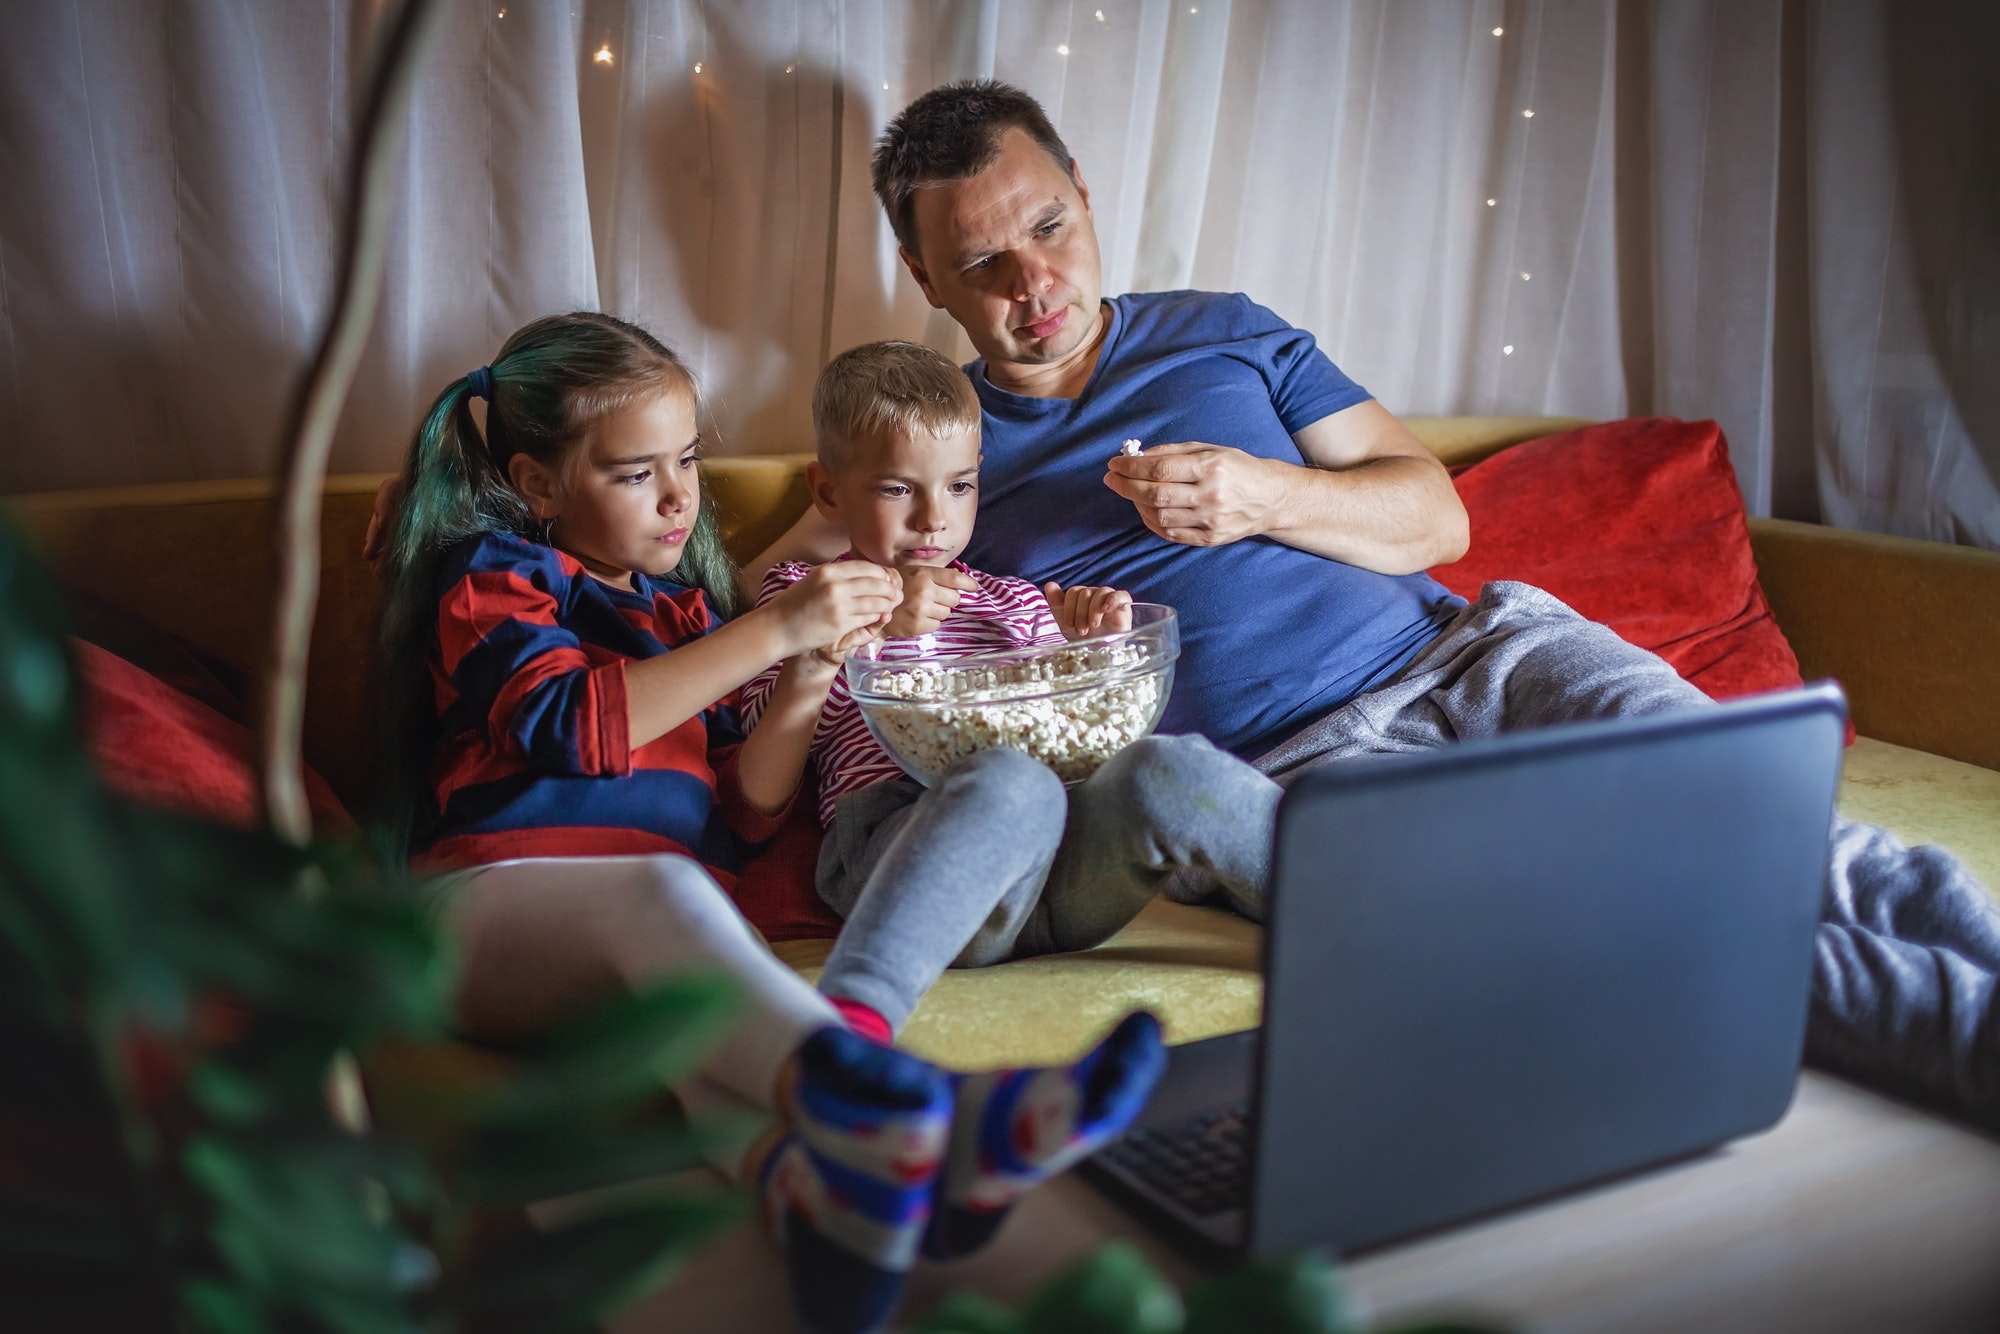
left=1, top=0, right=1994, bottom=547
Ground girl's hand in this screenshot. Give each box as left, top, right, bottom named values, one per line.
left=770, top=561, right=901, bottom=657
left=886, top=565, right=978, bottom=638
left=1042, top=583, right=1135, bottom=640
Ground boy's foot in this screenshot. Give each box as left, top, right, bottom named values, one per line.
left=762, top=1026, right=952, bottom=1333
left=923, top=1010, right=1167, bottom=1259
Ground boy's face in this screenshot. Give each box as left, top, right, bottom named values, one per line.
left=808, top=424, right=981, bottom=568
left=511, top=389, right=701, bottom=588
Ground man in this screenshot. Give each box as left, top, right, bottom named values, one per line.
left=751, top=80, right=2000, bottom=1130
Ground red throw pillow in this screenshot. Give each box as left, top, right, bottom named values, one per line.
left=75, top=640, right=353, bottom=833
left=1431, top=417, right=1808, bottom=704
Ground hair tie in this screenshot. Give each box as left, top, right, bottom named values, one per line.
left=466, top=365, right=495, bottom=400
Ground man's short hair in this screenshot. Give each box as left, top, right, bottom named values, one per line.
left=871, top=79, right=1077, bottom=257
left=812, top=340, right=982, bottom=473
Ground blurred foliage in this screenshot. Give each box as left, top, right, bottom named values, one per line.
left=913, top=1245, right=1512, bottom=1334
left=0, top=511, right=748, bottom=1332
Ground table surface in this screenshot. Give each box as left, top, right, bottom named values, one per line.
left=587, top=1071, right=2000, bottom=1334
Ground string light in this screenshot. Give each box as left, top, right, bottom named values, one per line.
left=1096, top=9, right=1106, bottom=18
left=1522, top=108, right=1535, bottom=118
left=496, top=8, right=506, bottom=16
left=594, top=44, right=614, bottom=65
left=1521, top=272, right=1532, bottom=281
left=784, top=63, right=795, bottom=73
left=1486, top=197, right=1497, bottom=207
left=883, top=81, right=890, bottom=90
left=1492, top=26, right=1504, bottom=36
left=1502, top=344, right=1515, bottom=355
left=1057, top=44, right=1070, bottom=55
left=693, top=61, right=702, bottom=73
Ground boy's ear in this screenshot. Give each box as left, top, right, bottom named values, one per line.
left=508, top=453, right=561, bottom=520
left=805, top=461, right=842, bottom=521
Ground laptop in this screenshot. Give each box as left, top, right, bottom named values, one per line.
left=1083, top=684, right=1847, bottom=1258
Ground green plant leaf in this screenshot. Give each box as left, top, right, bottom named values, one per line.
left=450, top=1194, right=749, bottom=1331
left=1184, top=1253, right=1360, bottom=1334
left=1016, top=1241, right=1184, bottom=1334
left=484, top=976, right=744, bottom=1127
left=455, top=1115, right=751, bottom=1204
left=910, top=1291, right=1024, bottom=1333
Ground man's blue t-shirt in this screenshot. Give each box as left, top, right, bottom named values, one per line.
left=963, top=290, right=1465, bottom=760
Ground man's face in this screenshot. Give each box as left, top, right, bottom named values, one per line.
left=808, top=424, right=982, bottom=569
left=901, top=127, right=1104, bottom=373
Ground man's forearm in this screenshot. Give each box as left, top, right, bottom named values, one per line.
left=1259, top=453, right=1469, bottom=574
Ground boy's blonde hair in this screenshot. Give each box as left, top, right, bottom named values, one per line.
left=812, top=340, right=981, bottom=473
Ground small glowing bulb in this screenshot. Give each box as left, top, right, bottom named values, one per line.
left=594, top=44, right=613, bottom=65
left=1190, top=5, right=1198, bottom=11
left=692, top=61, right=702, bottom=73
left=1522, top=108, right=1535, bottom=118
left=883, top=81, right=891, bottom=90
left=1502, top=344, right=1515, bottom=355
left=784, top=64, right=794, bottom=73
left=1096, top=8, right=1106, bottom=18
left=1521, top=272, right=1532, bottom=281
left=496, top=7, right=506, bottom=16
left=1492, top=26, right=1504, bottom=36
left=1057, top=44, right=1070, bottom=55
left=1486, top=198, right=1497, bottom=207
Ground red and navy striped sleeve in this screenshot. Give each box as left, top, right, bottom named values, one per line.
left=418, top=532, right=774, bottom=875
left=431, top=535, right=631, bottom=799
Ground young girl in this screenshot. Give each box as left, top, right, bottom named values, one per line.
left=374, top=313, right=1164, bottom=1334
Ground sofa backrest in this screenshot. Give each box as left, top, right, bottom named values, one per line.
left=2, top=415, right=1700, bottom=814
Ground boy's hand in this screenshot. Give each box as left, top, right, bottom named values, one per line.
left=1042, top=583, right=1134, bottom=641
left=772, top=561, right=901, bottom=657
left=886, top=565, right=977, bottom=638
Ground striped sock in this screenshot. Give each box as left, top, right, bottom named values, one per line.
left=923, top=1010, right=1167, bottom=1259
left=762, top=1026, right=952, bottom=1334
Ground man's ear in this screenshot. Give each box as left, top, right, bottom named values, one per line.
left=898, top=246, right=945, bottom=310
left=508, top=453, right=561, bottom=520
left=805, top=461, right=842, bottom=522
left=1071, top=158, right=1093, bottom=217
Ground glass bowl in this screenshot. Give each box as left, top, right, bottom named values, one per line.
left=843, top=603, right=1180, bottom=786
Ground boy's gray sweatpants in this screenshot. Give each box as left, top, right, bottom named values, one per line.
left=1249, top=580, right=2000, bottom=1132
left=815, top=735, right=1278, bottom=1033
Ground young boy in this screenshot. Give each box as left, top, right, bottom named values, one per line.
left=740, top=340, right=1278, bottom=1043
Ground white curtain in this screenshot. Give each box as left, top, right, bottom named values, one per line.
left=3, top=0, right=1996, bottom=547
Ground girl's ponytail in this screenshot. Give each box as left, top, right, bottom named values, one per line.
left=375, top=374, right=537, bottom=849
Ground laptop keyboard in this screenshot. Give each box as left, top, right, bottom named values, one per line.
left=1097, top=1103, right=1250, bottom=1216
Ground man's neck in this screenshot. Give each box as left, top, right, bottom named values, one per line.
left=982, top=301, right=1111, bottom=400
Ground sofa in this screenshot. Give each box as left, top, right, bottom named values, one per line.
left=11, top=416, right=2000, bottom=1331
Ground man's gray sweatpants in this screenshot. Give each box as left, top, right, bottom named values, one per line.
left=1247, top=580, right=2000, bottom=1132
left=814, top=735, right=1277, bottom=1033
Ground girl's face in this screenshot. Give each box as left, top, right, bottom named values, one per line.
left=511, top=389, right=701, bottom=589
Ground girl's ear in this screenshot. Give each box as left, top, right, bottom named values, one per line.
left=508, top=453, right=562, bottom=520
left=805, top=461, right=842, bottom=522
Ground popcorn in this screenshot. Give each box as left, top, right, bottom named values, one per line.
left=855, top=641, right=1167, bottom=785
left=1119, top=438, right=1144, bottom=457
